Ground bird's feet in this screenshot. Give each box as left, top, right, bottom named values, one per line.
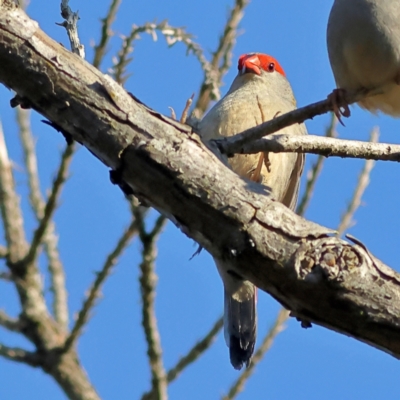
left=327, top=88, right=351, bottom=126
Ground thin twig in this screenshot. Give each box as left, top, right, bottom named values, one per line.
left=112, top=21, right=212, bottom=86
left=142, top=316, right=223, bottom=400
left=0, top=343, right=42, bottom=367
left=63, top=217, right=139, bottom=353
left=57, top=0, right=85, bottom=58
left=223, top=309, right=290, bottom=400
left=25, top=142, right=74, bottom=266
left=0, top=245, right=7, bottom=258
left=0, top=271, right=12, bottom=281
left=180, top=94, right=194, bottom=124
left=217, top=87, right=375, bottom=155
left=17, top=107, right=69, bottom=331
left=0, top=310, right=22, bottom=332
left=166, top=316, right=223, bottom=382
left=92, top=0, right=121, bottom=68
left=296, top=114, right=338, bottom=217
left=337, top=128, right=379, bottom=237
left=193, top=0, right=250, bottom=116
left=0, top=120, right=28, bottom=263
left=137, top=212, right=168, bottom=400
left=235, top=130, right=397, bottom=161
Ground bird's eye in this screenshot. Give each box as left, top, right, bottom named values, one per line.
left=267, top=62, right=275, bottom=72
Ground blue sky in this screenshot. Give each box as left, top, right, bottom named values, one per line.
left=1, top=0, right=400, bottom=399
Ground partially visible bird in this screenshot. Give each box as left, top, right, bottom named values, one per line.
left=327, top=0, right=400, bottom=118
left=197, top=52, right=307, bottom=369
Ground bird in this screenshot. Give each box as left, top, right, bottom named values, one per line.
left=197, top=52, right=307, bottom=369
left=327, top=0, right=400, bottom=118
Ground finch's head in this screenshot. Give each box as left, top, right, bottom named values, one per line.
left=237, top=53, right=286, bottom=77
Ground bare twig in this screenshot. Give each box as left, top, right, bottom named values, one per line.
left=25, top=142, right=74, bottom=266
left=0, top=245, right=7, bottom=258
left=17, top=108, right=69, bottom=330
left=0, top=310, right=22, bottom=332
left=0, top=271, right=12, bottom=281
left=137, top=212, right=168, bottom=400
left=63, top=217, right=139, bottom=353
left=112, top=21, right=212, bottom=86
left=17, top=109, right=42, bottom=216
left=234, top=130, right=400, bottom=161
left=141, top=316, right=223, bottom=400
left=0, top=271, right=12, bottom=280
left=0, top=343, right=42, bottom=367
left=193, top=0, right=250, bottom=116
left=180, top=94, right=194, bottom=124
left=167, top=316, right=223, bottom=382
left=223, top=309, right=290, bottom=400
left=337, top=128, right=379, bottom=237
left=217, top=87, right=375, bottom=155
left=0, top=120, right=28, bottom=263
left=296, top=114, right=338, bottom=217
left=92, top=0, right=121, bottom=68
left=58, top=0, right=85, bottom=58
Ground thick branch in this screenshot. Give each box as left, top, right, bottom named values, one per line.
left=1, top=6, right=400, bottom=362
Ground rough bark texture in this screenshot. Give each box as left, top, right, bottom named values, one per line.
left=0, top=2, right=400, bottom=369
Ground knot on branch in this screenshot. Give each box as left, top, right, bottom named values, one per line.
left=296, top=239, right=362, bottom=283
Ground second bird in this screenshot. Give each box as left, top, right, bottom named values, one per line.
left=327, top=0, right=400, bottom=116
left=198, top=52, right=307, bottom=369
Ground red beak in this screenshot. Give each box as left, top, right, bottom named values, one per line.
left=240, top=54, right=261, bottom=75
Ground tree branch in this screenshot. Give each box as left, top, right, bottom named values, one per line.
left=0, top=310, right=23, bottom=332
left=25, top=142, right=74, bottom=265
left=0, top=245, right=7, bottom=258
left=63, top=216, right=139, bottom=353
left=193, top=0, right=249, bottom=116
left=137, top=212, right=168, bottom=400
left=235, top=130, right=399, bottom=161
left=112, top=20, right=211, bottom=87
left=296, top=114, right=338, bottom=217
left=1, top=6, right=400, bottom=362
left=0, top=120, right=28, bottom=263
left=0, top=343, right=42, bottom=367
left=17, top=107, right=70, bottom=331
left=166, top=317, right=223, bottom=383
left=92, top=0, right=121, bottom=69
left=216, top=87, right=375, bottom=156
left=223, top=309, right=290, bottom=400
left=142, top=317, right=224, bottom=400
left=337, top=128, right=378, bottom=237
left=57, top=0, right=85, bottom=57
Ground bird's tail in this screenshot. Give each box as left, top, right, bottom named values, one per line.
left=223, top=281, right=257, bottom=370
